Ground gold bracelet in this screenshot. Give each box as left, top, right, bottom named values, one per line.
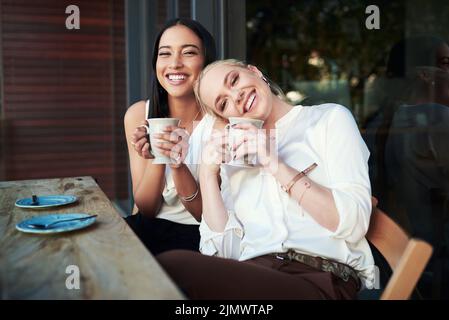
left=281, top=162, right=317, bottom=195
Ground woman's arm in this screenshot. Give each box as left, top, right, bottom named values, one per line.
left=231, top=122, right=339, bottom=231
left=199, top=166, right=228, bottom=231
left=233, top=105, right=371, bottom=237
left=270, top=162, right=340, bottom=231
left=124, top=101, right=165, bottom=217
left=198, top=120, right=230, bottom=230
left=199, top=166, right=242, bottom=259
left=171, top=164, right=202, bottom=221
left=272, top=106, right=371, bottom=239
left=151, top=125, right=203, bottom=221
left=198, top=126, right=243, bottom=259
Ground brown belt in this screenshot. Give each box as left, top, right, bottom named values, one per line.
left=271, top=250, right=361, bottom=290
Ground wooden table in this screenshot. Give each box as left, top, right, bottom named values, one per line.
left=0, top=176, right=184, bottom=299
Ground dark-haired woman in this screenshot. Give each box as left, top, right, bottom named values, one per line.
left=123, top=18, right=217, bottom=255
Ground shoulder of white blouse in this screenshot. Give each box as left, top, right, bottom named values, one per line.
left=312, top=103, right=347, bottom=114
left=313, top=103, right=355, bottom=125
left=191, top=114, right=215, bottom=139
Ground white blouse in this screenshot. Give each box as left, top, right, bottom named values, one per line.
left=199, top=104, right=376, bottom=289
left=145, top=100, right=216, bottom=225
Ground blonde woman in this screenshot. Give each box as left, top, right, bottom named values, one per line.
left=156, top=59, right=376, bottom=299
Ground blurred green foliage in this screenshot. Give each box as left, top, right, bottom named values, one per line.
left=246, top=0, right=449, bottom=126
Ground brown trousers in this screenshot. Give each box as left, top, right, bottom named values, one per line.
left=156, top=250, right=358, bottom=300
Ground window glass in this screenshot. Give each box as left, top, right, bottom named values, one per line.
left=247, top=0, right=449, bottom=299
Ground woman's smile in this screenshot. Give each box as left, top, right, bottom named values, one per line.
left=244, top=89, right=257, bottom=113
left=166, top=72, right=190, bottom=86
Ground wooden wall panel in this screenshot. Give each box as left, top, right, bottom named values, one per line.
left=0, top=0, right=128, bottom=205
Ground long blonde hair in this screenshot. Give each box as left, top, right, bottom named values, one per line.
left=194, top=59, right=287, bottom=119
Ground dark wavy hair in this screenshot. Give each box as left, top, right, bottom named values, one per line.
left=147, top=18, right=217, bottom=119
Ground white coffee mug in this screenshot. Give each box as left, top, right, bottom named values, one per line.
left=139, top=118, right=180, bottom=164
left=225, top=117, right=264, bottom=167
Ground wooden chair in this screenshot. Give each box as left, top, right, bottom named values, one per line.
left=366, top=198, right=433, bottom=299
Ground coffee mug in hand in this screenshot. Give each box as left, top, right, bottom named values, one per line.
left=139, top=118, right=180, bottom=164
left=226, top=117, right=264, bottom=167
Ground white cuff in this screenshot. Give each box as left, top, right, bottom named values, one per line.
left=328, top=184, right=371, bottom=244
left=199, top=211, right=244, bottom=259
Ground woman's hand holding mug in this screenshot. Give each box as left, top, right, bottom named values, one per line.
left=135, top=118, right=183, bottom=165
left=131, top=120, right=154, bottom=159
left=230, top=122, right=278, bottom=172
left=152, top=125, right=190, bottom=168
left=201, top=129, right=231, bottom=175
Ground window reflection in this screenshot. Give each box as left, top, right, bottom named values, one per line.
left=246, top=0, right=449, bottom=299
left=246, top=0, right=405, bottom=124
left=366, top=36, right=449, bottom=299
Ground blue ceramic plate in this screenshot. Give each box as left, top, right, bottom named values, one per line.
left=15, top=195, right=77, bottom=209
left=16, top=213, right=97, bottom=234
